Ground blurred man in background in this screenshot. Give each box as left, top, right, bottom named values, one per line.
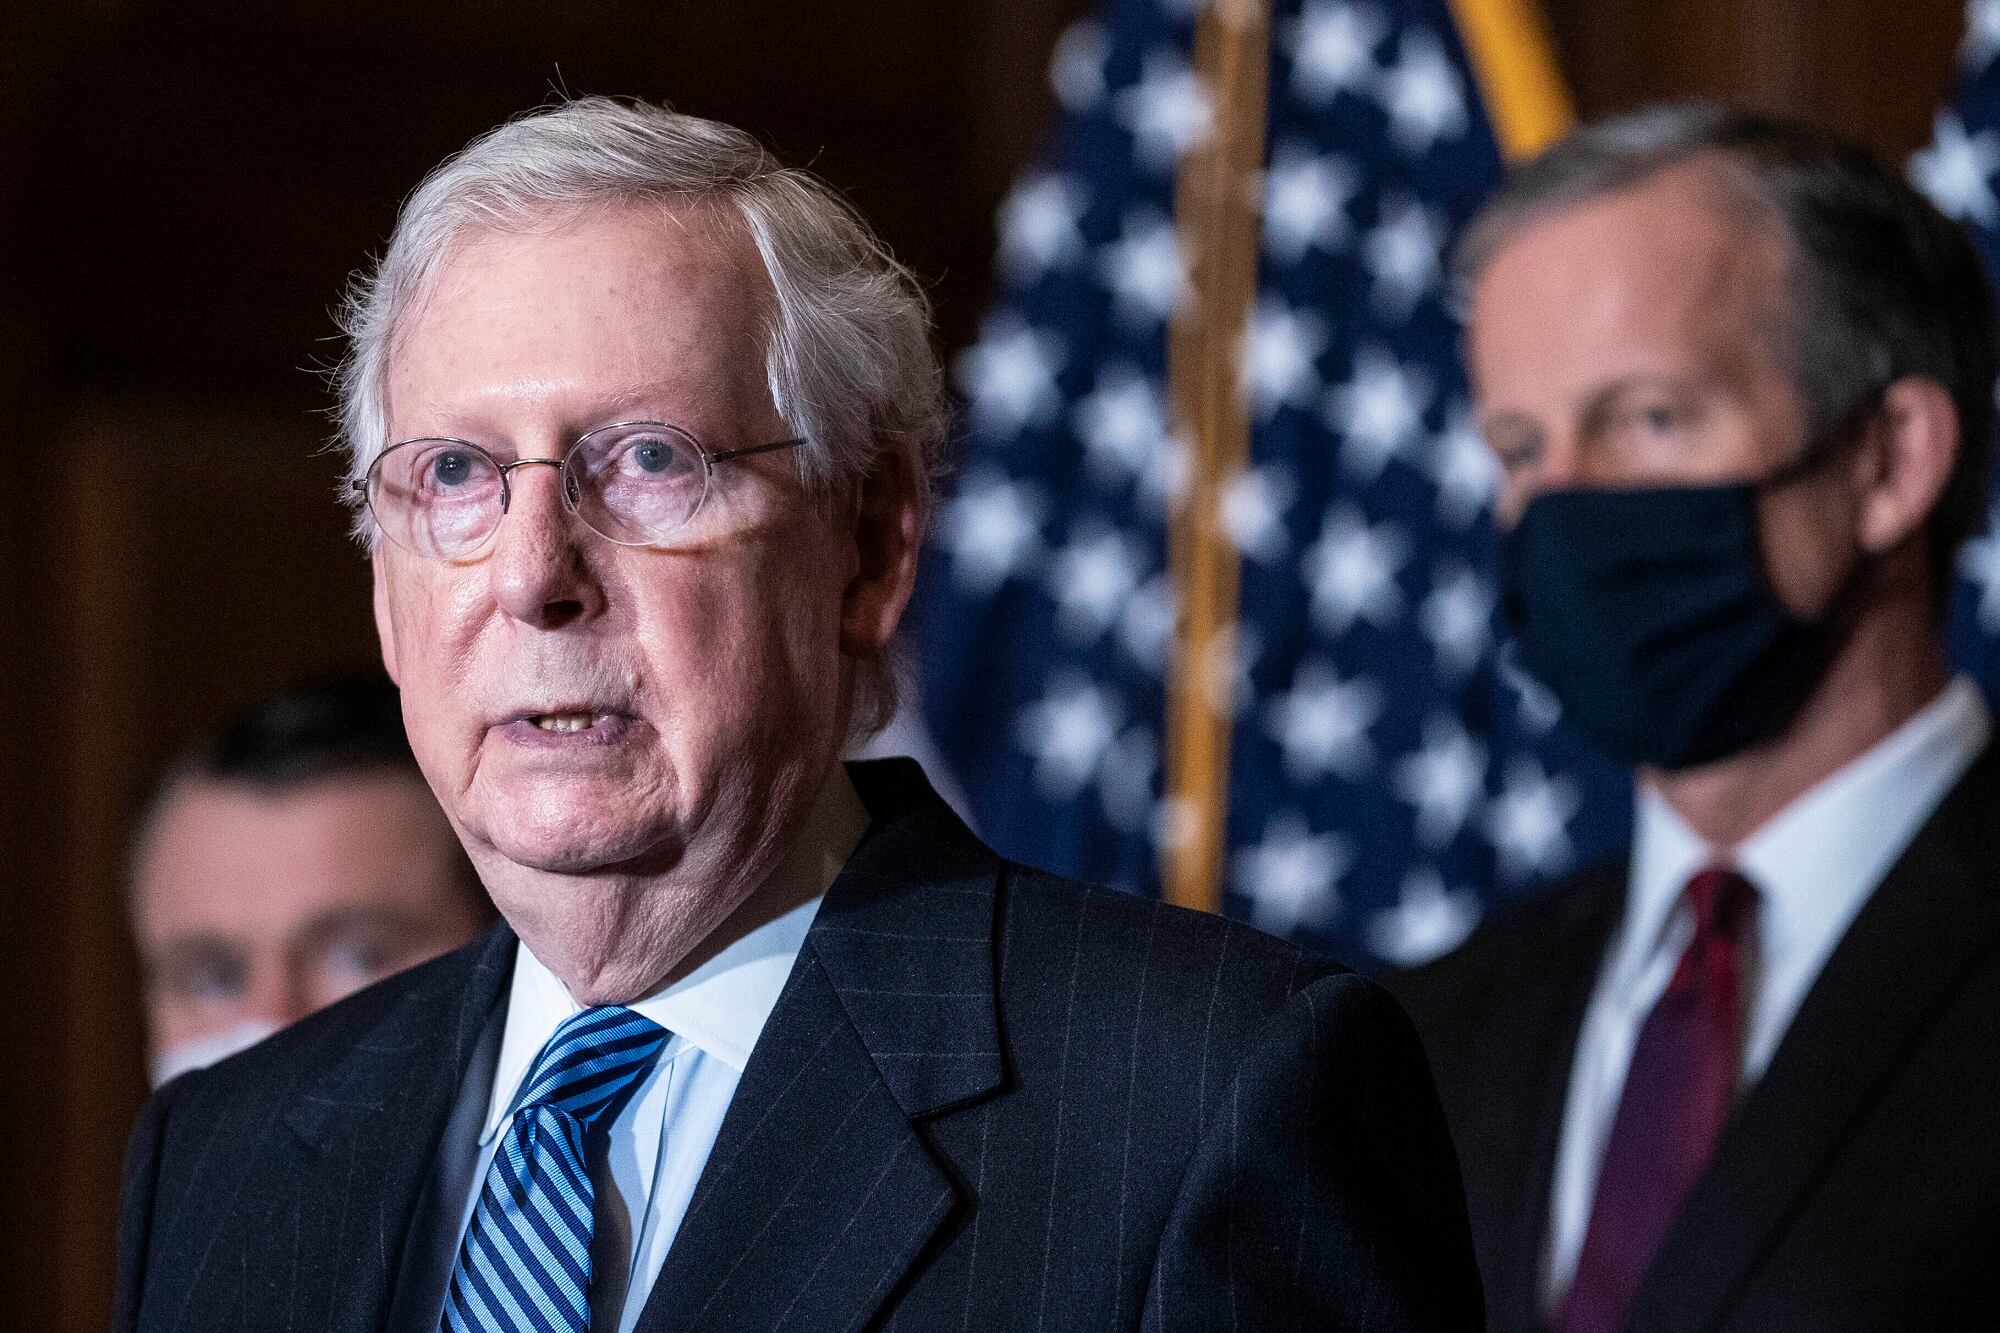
left=1388, top=104, right=2000, bottom=1332
left=130, top=674, right=493, bottom=1085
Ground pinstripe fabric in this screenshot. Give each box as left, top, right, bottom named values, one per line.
left=116, top=760, right=1484, bottom=1333
left=440, top=1007, right=667, bottom=1333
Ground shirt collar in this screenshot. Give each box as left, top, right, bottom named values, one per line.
left=1628, top=677, right=1990, bottom=966
left=480, top=765, right=870, bottom=1144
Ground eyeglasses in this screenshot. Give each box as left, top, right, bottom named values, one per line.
left=352, top=422, right=804, bottom=560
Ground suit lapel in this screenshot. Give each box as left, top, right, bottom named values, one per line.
left=1476, top=866, right=1627, bottom=1333
left=1629, top=744, right=2000, bottom=1333
left=175, top=923, right=514, bottom=1332
left=634, top=759, right=1004, bottom=1333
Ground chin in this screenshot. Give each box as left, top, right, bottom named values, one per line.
left=485, top=808, right=681, bottom=876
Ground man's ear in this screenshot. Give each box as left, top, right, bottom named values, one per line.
left=372, top=554, right=402, bottom=685
left=1856, top=375, right=1960, bottom=557
left=840, top=449, right=925, bottom=659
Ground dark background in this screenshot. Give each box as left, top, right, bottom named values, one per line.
left=0, top=0, right=1965, bottom=1324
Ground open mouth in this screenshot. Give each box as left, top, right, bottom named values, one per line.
left=498, top=707, right=635, bottom=748
left=529, top=710, right=598, bottom=733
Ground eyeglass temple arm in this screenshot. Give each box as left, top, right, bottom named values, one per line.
left=709, top=437, right=806, bottom=465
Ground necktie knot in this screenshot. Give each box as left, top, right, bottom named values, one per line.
left=513, top=1006, right=669, bottom=1129
left=1685, top=865, right=1755, bottom=942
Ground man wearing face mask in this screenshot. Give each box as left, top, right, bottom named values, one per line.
left=1384, top=104, right=2000, bottom=1333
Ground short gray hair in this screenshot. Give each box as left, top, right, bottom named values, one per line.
left=1458, top=102, right=1997, bottom=604
left=334, top=97, right=951, bottom=733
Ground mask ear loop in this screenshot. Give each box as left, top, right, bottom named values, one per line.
left=1755, top=377, right=1895, bottom=636
left=1758, top=377, right=1893, bottom=491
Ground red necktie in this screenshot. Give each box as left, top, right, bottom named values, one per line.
left=1558, top=866, right=1756, bottom=1333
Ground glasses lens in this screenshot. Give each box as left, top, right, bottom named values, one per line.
left=569, top=423, right=708, bottom=545
left=369, top=441, right=503, bottom=559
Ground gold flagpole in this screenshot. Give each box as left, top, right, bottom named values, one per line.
left=1162, top=0, right=1270, bottom=913
left=1446, top=0, right=1574, bottom=161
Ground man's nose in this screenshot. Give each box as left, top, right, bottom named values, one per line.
left=1504, top=433, right=1593, bottom=517
left=489, top=463, right=607, bottom=629
left=245, top=962, right=314, bottom=1030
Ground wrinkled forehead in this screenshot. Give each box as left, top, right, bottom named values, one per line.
left=384, top=200, right=778, bottom=439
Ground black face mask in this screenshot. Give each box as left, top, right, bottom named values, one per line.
left=1499, top=477, right=1849, bottom=771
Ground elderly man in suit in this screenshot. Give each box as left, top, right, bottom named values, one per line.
left=1386, top=104, right=2000, bottom=1332
left=115, top=98, right=1481, bottom=1332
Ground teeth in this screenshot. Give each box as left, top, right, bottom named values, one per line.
left=532, top=712, right=595, bottom=733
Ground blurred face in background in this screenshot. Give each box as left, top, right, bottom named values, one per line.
left=132, top=768, right=490, bottom=1084
left=1467, top=159, right=1865, bottom=614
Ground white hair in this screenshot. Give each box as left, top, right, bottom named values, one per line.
left=334, top=97, right=951, bottom=733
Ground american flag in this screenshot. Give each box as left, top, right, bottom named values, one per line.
left=912, top=0, right=2000, bottom=971
left=1915, top=0, right=2000, bottom=703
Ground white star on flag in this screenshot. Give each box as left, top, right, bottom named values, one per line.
left=1428, top=401, right=1499, bottom=526
left=1303, top=504, right=1409, bottom=633
left=998, top=174, right=1089, bottom=282
left=1261, top=142, right=1358, bottom=262
left=1287, top=0, right=1389, bottom=105
left=1484, top=757, right=1580, bottom=884
left=1240, top=294, right=1329, bottom=418
left=1117, top=574, right=1179, bottom=674
left=1264, top=658, right=1384, bottom=782
left=1075, top=364, right=1168, bottom=484
left=1376, top=27, right=1469, bottom=154
left=1050, top=18, right=1110, bottom=113
left=1016, top=673, right=1123, bottom=799
left=1419, top=561, right=1495, bottom=679
left=956, top=316, right=1065, bottom=438
left=1232, top=813, right=1351, bottom=936
left=1117, top=48, right=1215, bottom=173
left=1099, top=207, right=1190, bottom=328
left=1965, top=0, right=2000, bottom=69
left=1365, top=869, right=1481, bottom=967
left=1362, top=195, right=1446, bottom=316
left=1912, top=112, right=2000, bottom=227
left=1959, top=505, right=2000, bottom=634
left=1394, top=715, right=1487, bottom=848
left=1047, top=520, right=1150, bottom=643
left=939, top=468, right=1045, bottom=593
left=1221, top=463, right=1297, bottom=564
left=1326, top=345, right=1433, bottom=479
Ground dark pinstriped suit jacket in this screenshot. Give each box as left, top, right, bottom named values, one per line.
left=116, top=759, right=1482, bottom=1331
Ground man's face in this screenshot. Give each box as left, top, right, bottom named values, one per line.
left=133, top=771, right=487, bottom=1067
left=1468, top=162, right=1863, bottom=613
left=372, top=204, right=873, bottom=931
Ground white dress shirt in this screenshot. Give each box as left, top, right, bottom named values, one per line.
left=1541, top=678, right=1991, bottom=1313
left=451, top=768, right=868, bottom=1333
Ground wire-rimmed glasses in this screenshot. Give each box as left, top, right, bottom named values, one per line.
left=352, top=421, right=804, bottom=560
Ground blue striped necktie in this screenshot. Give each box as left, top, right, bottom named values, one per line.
left=441, top=1006, right=670, bottom=1333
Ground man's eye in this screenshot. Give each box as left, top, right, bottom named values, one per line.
left=1491, top=439, right=1540, bottom=474
left=621, top=437, right=693, bottom=479
left=322, top=940, right=391, bottom=985
left=160, top=959, right=246, bottom=1004
left=431, top=450, right=476, bottom=488
left=1627, top=403, right=1686, bottom=436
